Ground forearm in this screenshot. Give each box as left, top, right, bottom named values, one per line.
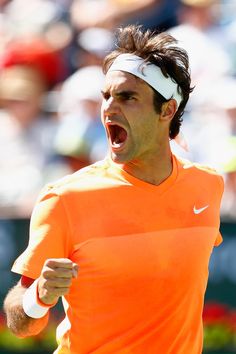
left=4, top=259, right=78, bottom=338
left=3, top=284, right=49, bottom=338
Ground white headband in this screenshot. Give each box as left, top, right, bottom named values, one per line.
left=107, top=53, right=182, bottom=108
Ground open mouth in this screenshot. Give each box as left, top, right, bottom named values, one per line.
left=107, top=124, right=128, bottom=148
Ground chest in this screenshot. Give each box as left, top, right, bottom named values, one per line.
left=68, top=182, right=219, bottom=241
left=69, top=226, right=218, bottom=317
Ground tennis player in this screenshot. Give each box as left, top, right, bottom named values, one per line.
left=4, top=25, right=224, bottom=354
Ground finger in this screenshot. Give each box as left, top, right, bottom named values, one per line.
left=45, top=286, right=71, bottom=297
left=42, top=267, right=74, bottom=280
left=45, top=258, right=74, bottom=269
left=44, top=278, right=72, bottom=288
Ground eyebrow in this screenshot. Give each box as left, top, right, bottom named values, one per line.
left=101, top=89, right=139, bottom=98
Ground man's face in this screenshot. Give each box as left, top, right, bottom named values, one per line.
left=101, top=70, right=165, bottom=164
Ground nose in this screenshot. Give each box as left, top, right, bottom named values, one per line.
left=101, top=97, right=120, bottom=117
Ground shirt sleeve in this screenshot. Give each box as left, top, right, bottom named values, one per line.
left=214, top=175, right=225, bottom=247
left=12, top=186, right=73, bottom=279
left=214, top=232, right=223, bottom=247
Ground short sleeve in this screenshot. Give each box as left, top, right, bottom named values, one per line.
left=12, top=187, right=73, bottom=279
left=214, top=232, right=223, bottom=247
left=214, top=175, right=224, bottom=247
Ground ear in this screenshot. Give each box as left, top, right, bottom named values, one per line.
left=160, top=99, right=177, bottom=122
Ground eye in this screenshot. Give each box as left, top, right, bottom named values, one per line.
left=125, top=95, right=135, bottom=101
left=119, top=93, right=136, bottom=101
left=101, top=91, right=110, bottom=101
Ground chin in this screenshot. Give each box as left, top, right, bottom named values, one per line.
left=110, top=151, right=127, bottom=164
left=110, top=149, right=134, bottom=165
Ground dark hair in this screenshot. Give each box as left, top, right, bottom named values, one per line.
left=103, top=25, right=194, bottom=139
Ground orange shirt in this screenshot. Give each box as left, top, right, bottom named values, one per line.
left=12, top=155, right=224, bottom=354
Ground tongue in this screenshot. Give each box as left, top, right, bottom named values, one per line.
left=114, top=126, right=127, bottom=144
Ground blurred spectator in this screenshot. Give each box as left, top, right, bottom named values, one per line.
left=0, top=1, right=12, bottom=56
left=0, top=36, right=67, bottom=87
left=169, top=0, right=236, bottom=221
left=2, top=0, right=74, bottom=76
left=70, top=0, right=181, bottom=32
left=4, top=0, right=65, bottom=37
left=224, top=17, right=236, bottom=75
left=169, top=0, right=232, bottom=88
left=76, top=27, right=114, bottom=68
left=0, top=0, right=9, bottom=9
left=0, top=37, right=70, bottom=218
left=209, top=78, right=236, bottom=220
left=0, top=0, right=234, bottom=224
left=171, top=75, right=236, bottom=220
left=70, top=0, right=159, bottom=30
left=54, top=65, right=108, bottom=171
left=221, top=137, right=236, bottom=220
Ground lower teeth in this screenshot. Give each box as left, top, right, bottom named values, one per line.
left=114, top=138, right=120, bottom=145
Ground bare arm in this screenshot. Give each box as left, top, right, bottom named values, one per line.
left=3, top=281, right=49, bottom=338
left=4, top=258, right=78, bottom=338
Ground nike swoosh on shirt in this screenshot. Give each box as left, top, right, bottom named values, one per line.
left=193, top=205, right=209, bottom=215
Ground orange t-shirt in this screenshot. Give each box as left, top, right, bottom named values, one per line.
left=12, top=155, right=224, bottom=354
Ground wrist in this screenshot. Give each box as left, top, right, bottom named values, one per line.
left=22, top=279, right=55, bottom=319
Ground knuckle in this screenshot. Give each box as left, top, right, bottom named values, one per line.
left=44, top=259, right=54, bottom=267
left=41, top=268, right=51, bottom=279
left=61, top=258, right=72, bottom=265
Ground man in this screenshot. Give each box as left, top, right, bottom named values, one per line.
left=4, top=25, right=224, bottom=354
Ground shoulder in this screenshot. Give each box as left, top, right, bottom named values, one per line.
left=38, top=159, right=111, bottom=198
left=175, top=156, right=224, bottom=190
left=177, top=156, right=221, bottom=175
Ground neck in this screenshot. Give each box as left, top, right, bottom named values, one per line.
left=119, top=145, right=173, bottom=186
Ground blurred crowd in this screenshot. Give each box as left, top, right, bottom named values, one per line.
left=0, top=0, right=235, bottom=220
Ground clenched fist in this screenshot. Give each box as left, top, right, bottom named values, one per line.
left=37, top=258, right=78, bottom=305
